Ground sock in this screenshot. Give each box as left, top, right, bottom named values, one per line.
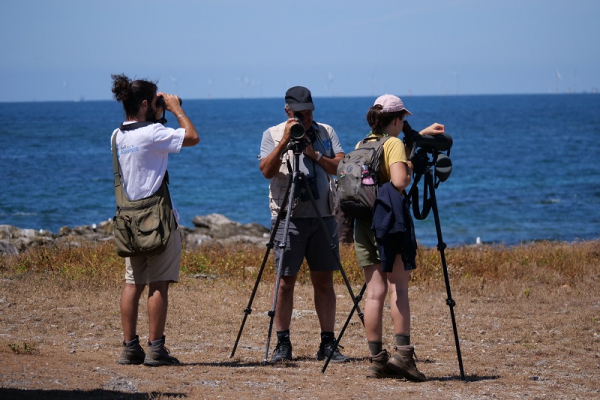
left=123, top=335, right=139, bottom=346
left=368, top=341, right=383, bottom=356
left=320, top=332, right=335, bottom=344
left=276, top=330, right=291, bottom=344
left=149, top=335, right=166, bottom=347
left=395, top=334, right=411, bottom=346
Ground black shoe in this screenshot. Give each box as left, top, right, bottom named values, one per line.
left=271, top=341, right=292, bottom=362
left=316, top=340, right=349, bottom=363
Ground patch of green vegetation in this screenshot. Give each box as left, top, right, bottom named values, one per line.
left=8, top=342, right=38, bottom=355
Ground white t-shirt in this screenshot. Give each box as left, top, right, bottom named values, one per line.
left=111, top=122, right=185, bottom=202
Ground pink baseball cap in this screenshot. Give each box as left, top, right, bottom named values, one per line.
left=374, top=94, right=413, bottom=115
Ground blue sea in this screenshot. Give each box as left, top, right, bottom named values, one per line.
left=1, top=94, right=599, bottom=248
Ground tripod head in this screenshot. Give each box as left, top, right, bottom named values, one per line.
left=285, top=138, right=309, bottom=154
left=409, top=133, right=453, bottom=186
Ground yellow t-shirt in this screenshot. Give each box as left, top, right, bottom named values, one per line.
left=355, top=133, right=407, bottom=183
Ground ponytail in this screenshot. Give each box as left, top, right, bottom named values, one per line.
left=366, top=104, right=405, bottom=134
left=111, top=73, right=157, bottom=117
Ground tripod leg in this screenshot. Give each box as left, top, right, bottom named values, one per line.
left=322, top=283, right=366, bottom=373
left=427, top=173, right=466, bottom=381
left=229, top=175, right=292, bottom=359
left=299, top=174, right=365, bottom=325
left=263, top=172, right=298, bottom=364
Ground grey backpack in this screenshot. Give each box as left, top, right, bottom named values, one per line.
left=336, top=135, right=390, bottom=219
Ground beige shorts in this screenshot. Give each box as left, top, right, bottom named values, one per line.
left=125, top=227, right=182, bottom=284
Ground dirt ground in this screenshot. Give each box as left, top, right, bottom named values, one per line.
left=1, top=272, right=599, bottom=399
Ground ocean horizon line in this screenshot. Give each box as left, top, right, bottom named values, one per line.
left=1, top=91, right=598, bottom=105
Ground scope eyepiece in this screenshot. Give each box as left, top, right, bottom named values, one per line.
left=435, top=153, right=452, bottom=182
left=290, top=117, right=306, bottom=139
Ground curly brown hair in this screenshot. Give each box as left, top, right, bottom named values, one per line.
left=111, top=74, right=157, bottom=117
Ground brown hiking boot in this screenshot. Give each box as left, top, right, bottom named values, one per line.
left=118, top=335, right=145, bottom=365
left=388, top=345, right=426, bottom=382
left=366, top=350, right=403, bottom=379
left=144, top=336, right=180, bottom=367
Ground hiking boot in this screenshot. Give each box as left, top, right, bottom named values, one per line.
left=387, top=345, right=426, bottom=382
left=143, top=336, right=181, bottom=367
left=271, top=341, right=292, bottom=362
left=118, top=335, right=145, bottom=365
left=366, top=350, right=403, bottom=379
left=316, top=340, right=349, bottom=363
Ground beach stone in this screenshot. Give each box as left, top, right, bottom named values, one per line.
left=1, top=214, right=270, bottom=255
left=192, top=213, right=268, bottom=239
left=0, top=225, right=15, bottom=240
left=16, top=228, right=37, bottom=239
left=0, top=240, right=18, bottom=255
left=58, top=226, right=72, bottom=236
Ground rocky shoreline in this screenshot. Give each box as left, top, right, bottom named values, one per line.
left=0, top=214, right=270, bottom=255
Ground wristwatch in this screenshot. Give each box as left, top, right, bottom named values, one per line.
left=315, top=152, right=323, bottom=162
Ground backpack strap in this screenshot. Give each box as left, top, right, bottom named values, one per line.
left=111, top=133, right=127, bottom=208
left=357, top=135, right=391, bottom=185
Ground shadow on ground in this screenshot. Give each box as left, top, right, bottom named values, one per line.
left=0, top=388, right=186, bottom=400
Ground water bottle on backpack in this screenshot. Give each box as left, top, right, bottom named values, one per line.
left=361, top=165, right=375, bottom=185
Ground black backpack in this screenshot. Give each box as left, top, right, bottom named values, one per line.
left=336, top=135, right=391, bottom=219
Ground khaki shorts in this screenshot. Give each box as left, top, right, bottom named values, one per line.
left=355, top=216, right=410, bottom=272
left=354, top=216, right=380, bottom=268
left=125, top=227, right=182, bottom=284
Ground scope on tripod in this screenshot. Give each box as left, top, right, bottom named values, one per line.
left=413, top=133, right=453, bottom=153
left=290, top=118, right=306, bottom=139
left=409, top=133, right=453, bottom=182
left=289, top=112, right=307, bottom=139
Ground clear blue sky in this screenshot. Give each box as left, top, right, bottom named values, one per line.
left=1, top=0, right=599, bottom=102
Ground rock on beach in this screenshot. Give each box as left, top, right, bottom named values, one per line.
left=0, top=214, right=270, bottom=255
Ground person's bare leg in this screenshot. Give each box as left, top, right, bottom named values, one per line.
left=363, top=264, right=387, bottom=342
left=388, top=258, right=411, bottom=336
left=147, top=281, right=170, bottom=342
left=310, top=270, right=336, bottom=332
left=120, top=283, right=145, bottom=342
left=274, top=274, right=297, bottom=331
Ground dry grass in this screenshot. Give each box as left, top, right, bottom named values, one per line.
left=2, top=239, right=599, bottom=292
left=1, top=240, right=599, bottom=399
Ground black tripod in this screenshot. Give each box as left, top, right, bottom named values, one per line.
left=229, top=141, right=364, bottom=364
left=408, top=146, right=466, bottom=381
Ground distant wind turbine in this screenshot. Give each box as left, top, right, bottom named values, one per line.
left=452, top=72, right=459, bottom=95
left=207, top=79, right=214, bottom=99
left=325, top=72, right=334, bottom=96
left=555, top=69, right=563, bottom=93
left=169, top=76, right=178, bottom=93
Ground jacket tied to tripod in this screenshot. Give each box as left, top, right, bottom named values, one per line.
left=371, top=182, right=418, bottom=271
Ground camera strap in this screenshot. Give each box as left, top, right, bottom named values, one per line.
left=409, top=171, right=433, bottom=220
left=119, top=121, right=155, bottom=131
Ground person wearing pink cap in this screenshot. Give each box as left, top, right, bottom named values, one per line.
left=355, top=94, right=444, bottom=380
